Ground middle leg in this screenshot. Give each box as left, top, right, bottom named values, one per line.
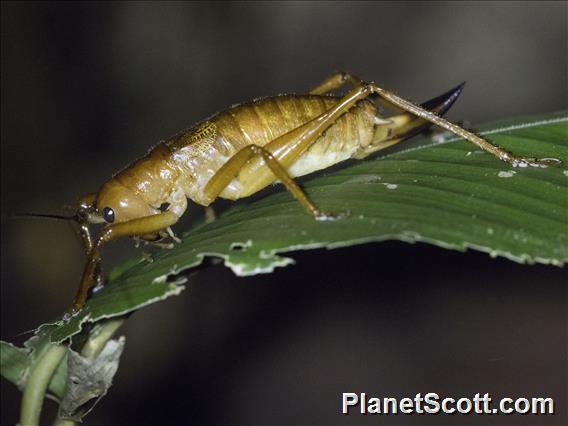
left=203, top=84, right=382, bottom=214
left=203, top=144, right=343, bottom=220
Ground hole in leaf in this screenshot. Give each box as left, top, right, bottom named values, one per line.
left=230, top=240, right=252, bottom=252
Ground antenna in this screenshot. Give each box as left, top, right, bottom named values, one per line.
left=12, top=212, right=78, bottom=222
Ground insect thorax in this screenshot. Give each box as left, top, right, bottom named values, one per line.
left=112, top=143, right=182, bottom=209
left=165, top=122, right=234, bottom=205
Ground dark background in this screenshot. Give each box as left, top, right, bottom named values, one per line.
left=1, top=2, right=567, bottom=425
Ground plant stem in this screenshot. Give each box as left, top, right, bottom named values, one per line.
left=20, top=344, right=68, bottom=426
left=80, top=318, right=125, bottom=358
left=51, top=418, right=76, bottom=426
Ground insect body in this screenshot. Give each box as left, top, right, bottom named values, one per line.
left=70, top=72, right=561, bottom=314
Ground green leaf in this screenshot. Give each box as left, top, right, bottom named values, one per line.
left=0, top=342, right=31, bottom=389
left=1, top=329, right=68, bottom=400
left=25, top=111, right=568, bottom=343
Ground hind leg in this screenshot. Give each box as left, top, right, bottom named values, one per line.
left=365, top=82, right=561, bottom=167
left=309, top=71, right=364, bottom=95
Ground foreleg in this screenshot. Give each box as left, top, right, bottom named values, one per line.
left=69, top=211, right=179, bottom=314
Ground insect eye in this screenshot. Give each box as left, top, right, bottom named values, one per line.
left=102, top=207, right=115, bottom=223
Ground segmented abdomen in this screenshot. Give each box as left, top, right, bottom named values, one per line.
left=214, top=94, right=377, bottom=155
left=166, top=94, right=378, bottom=204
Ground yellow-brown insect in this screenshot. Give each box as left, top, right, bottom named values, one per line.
left=69, top=71, right=561, bottom=315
